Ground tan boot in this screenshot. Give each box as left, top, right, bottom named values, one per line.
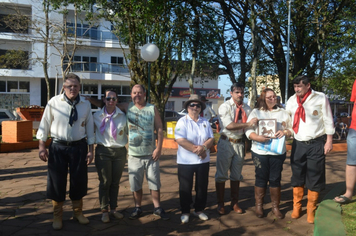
left=291, top=186, right=304, bottom=219
left=230, top=181, right=243, bottom=214
left=254, top=186, right=266, bottom=218
left=270, top=187, right=283, bottom=219
left=72, top=199, right=89, bottom=224
left=307, top=190, right=319, bottom=224
left=215, top=182, right=226, bottom=215
left=52, top=200, right=64, bottom=230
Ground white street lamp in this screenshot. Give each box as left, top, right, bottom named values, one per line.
left=285, top=0, right=292, bottom=103
left=141, top=43, right=160, bottom=102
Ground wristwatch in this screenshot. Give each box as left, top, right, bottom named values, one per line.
left=202, top=145, right=208, bottom=151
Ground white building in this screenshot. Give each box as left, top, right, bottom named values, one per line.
left=0, top=1, right=222, bottom=114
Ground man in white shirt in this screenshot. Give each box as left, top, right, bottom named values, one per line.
left=215, top=82, right=258, bottom=215
left=37, top=73, right=95, bottom=230
left=286, top=75, right=334, bottom=224
left=201, top=96, right=216, bottom=122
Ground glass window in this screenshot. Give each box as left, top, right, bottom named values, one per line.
left=0, top=80, right=5, bottom=92
left=19, top=81, right=29, bottom=92
left=7, top=81, right=17, bottom=92
left=102, top=85, right=121, bottom=95
left=122, top=86, right=130, bottom=95
left=82, top=84, right=98, bottom=95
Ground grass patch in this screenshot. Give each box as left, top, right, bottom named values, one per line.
left=341, top=196, right=356, bottom=234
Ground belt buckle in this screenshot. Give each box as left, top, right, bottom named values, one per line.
left=305, top=140, right=311, bottom=145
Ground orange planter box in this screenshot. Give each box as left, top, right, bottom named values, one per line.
left=16, top=107, right=44, bottom=121
left=2, top=120, right=33, bottom=143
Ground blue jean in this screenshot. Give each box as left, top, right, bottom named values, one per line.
left=251, top=151, right=286, bottom=188
left=95, top=145, right=127, bottom=211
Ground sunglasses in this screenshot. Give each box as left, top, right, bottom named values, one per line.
left=189, top=103, right=201, bottom=108
left=106, top=97, right=117, bottom=101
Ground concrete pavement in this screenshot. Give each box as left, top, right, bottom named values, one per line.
left=0, top=147, right=348, bottom=236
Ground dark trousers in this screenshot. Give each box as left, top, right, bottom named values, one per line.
left=47, top=140, right=88, bottom=202
left=290, top=139, right=326, bottom=192
left=178, top=162, right=209, bottom=214
left=95, top=145, right=127, bottom=211
left=252, top=151, right=286, bottom=188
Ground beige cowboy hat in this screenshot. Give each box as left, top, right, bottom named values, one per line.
left=183, top=94, right=206, bottom=111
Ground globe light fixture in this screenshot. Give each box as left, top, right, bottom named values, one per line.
left=141, top=43, right=160, bottom=102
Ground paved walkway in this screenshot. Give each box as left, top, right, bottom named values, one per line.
left=0, top=147, right=348, bottom=236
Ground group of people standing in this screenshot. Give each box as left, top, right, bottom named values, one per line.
left=37, top=73, right=336, bottom=230
left=174, top=75, right=335, bottom=224
left=37, top=74, right=168, bottom=230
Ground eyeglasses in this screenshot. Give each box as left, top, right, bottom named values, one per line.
left=106, top=97, right=117, bottom=101
left=189, top=103, right=201, bottom=108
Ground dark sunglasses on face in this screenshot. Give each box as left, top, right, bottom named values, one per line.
left=189, top=103, right=201, bottom=108
left=106, top=97, right=117, bottom=101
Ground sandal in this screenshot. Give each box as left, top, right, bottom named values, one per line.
left=333, top=195, right=352, bottom=204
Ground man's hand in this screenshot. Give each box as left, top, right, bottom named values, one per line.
left=324, top=141, right=333, bottom=155
left=39, top=148, right=48, bottom=162
left=86, top=151, right=94, bottom=165
left=248, top=117, right=258, bottom=127
left=255, top=135, right=271, bottom=143
left=152, top=148, right=162, bottom=161
left=39, top=140, right=48, bottom=162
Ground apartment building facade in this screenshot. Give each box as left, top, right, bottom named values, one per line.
left=0, top=1, right=221, bottom=114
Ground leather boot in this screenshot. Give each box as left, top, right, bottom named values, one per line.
left=230, top=181, right=243, bottom=214
left=291, top=186, right=304, bottom=219
left=52, top=200, right=64, bottom=230
left=307, top=190, right=319, bottom=224
left=254, top=186, right=266, bottom=218
left=72, top=199, right=89, bottom=224
left=215, top=182, right=226, bottom=215
left=270, top=187, right=283, bottom=219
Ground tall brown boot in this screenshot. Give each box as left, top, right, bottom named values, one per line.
left=307, top=190, right=319, bottom=224
left=291, top=186, right=304, bottom=219
left=216, top=182, right=226, bottom=215
left=230, top=181, right=243, bottom=214
left=52, top=200, right=64, bottom=230
left=270, top=187, right=283, bottom=219
left=72, top=199, right=89, bottom=224
left=254, top=186, right=266, bottom=218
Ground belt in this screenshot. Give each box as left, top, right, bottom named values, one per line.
left=299, top=135, right=325, bottom=145
left=52, top=138, right=86, bottom=146
left=220, top=134, right=243, bottom=144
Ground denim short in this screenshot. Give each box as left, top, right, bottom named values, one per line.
left=347, top=128, right=356, bottom=165
left=128, top=155, right=161, bottom=191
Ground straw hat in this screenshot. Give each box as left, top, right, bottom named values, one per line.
left=183, top=94, right=206, bottom=111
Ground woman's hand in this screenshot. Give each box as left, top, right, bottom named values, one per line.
left=275, top=130, right=285, bottom=139
left=255, top=135, right=271, bottom=143
left=193, top=145, right=205, bottom=156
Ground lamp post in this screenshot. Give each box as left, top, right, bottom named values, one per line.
left=285, top=0, right=292, bottom=103
left=141, top=43, right=160, bottom=102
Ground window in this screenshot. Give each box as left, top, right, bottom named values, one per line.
left=165, top=101, right=174, bottom=111
left=0, top=49, right=29, bottom=69
left=111, top=56, right=124, bottom=64
left=0, top=14, right=29, bottom=33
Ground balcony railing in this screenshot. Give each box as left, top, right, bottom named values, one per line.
left=67, top=26, right=119, bottom=41
left=63, top=62, right=130, bottom=75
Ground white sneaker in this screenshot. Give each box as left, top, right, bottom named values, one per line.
left=181, top=214, right=190, bottom=224
left=110, top=211, right=124, bottom=219
left=101, top=212, right=110, bottom=223
left=193, top=211, right=208, bottom=221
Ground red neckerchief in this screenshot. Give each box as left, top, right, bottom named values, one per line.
left=233, top=101, right=247, bottom=123
left=293, top=89, right=312, bottom=134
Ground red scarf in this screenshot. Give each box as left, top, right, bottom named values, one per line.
left=234, top=102, right=247, bottom=123
left=293, top=89, right=312, bottom=134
